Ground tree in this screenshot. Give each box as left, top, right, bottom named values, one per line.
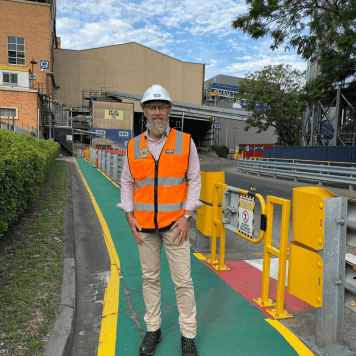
left=234, top=64, right=305, bottom=146
left=232, top=0, right=356, bottom=112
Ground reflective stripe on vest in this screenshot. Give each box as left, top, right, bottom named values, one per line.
left=135, top=176, right=187, bottom=188
left=127, top=128, right=190, bottom=230
left=133, top=201, right=186, bottom=212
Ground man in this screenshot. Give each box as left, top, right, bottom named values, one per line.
left=117, top=85, right=202, bottom=356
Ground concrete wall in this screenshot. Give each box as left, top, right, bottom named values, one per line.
left=54, top=43, right=205, bottom=108
left=219, top=118, right=277, bottom=149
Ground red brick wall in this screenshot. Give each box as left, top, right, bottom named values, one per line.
left=0, top=1, right=54, bottom=134
left=0, top=89, right=40, bottom=133
left=0, top=1, right=52, bottom=93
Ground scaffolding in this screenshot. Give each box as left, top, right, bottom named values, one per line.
left=204, top=83, right=241, bottom=109
left=301, top=57, right=356, bottom=146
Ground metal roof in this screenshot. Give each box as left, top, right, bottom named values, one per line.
left=102, top=90, right=250, bottom=121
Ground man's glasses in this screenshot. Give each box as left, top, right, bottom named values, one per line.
left=144, top=104, right=170, bottom=112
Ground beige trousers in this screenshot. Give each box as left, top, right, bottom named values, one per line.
left=138, top=227, right=197, bottom=338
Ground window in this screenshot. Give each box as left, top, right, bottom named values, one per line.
left=8, top=36, right=25, bottom=65
left=2, top=72, right=18, bottom=85
left=0, top=107, right=17, bottom=120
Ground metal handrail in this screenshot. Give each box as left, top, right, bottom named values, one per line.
left=237, top=159, right=356, bottom=189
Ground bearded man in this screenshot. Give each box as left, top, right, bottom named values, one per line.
left=117, top=85, right=201, bottom=356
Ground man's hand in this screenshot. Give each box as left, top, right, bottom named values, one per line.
left=171, top=213, right=193, bottom=245
left=126, top=212, right=143, bottom=245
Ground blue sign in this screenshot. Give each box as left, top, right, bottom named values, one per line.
left=40, top=60, right=49, bottom=70
left=214, top=123, right=221, bottom=130
left=90, top=128, right=134, bottom=149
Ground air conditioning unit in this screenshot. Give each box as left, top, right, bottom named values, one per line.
left=30, top=74, right=37, bottom=80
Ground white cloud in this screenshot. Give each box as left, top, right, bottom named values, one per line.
left=56, top=17, right=81, bottom=33
left=223, top=53, right=306, bottom=77
left=159, top=47, right=175, bottom=57
left=56, top=0, right=307, bottom=80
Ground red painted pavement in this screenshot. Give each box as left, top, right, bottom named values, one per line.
left=204, top=260, right=314, bottom=319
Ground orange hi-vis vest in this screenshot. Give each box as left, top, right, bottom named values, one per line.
left=127, top=128, right=191, bottom=232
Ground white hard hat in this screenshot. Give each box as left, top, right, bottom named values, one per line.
left=141, top=85, right=173, bottom=104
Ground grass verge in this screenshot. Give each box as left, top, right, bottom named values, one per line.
left=0, top=160, right=68, bottom=356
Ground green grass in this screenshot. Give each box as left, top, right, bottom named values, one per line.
left=0, top=160, right=68, bottom=356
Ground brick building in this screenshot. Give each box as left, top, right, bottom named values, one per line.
left=0, top=0, right=58, bottom=137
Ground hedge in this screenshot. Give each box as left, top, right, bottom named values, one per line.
left=0, top=130, right=60, bottom=238
left=212, top=145, right=229, bottom=157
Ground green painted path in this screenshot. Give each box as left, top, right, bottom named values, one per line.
left=76, top=159, right=299, bottom=356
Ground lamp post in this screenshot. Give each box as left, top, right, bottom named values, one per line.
left=234, top=126, right=239, bottom=152
left=30, top=59, right=37, bottom=89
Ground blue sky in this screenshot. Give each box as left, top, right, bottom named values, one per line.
left=56, top=0, right=307, bottom=81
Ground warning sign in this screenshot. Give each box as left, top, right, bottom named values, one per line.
left=105, top=109, right=123, bottom=120
left=238, top=195, right=255, bottom=237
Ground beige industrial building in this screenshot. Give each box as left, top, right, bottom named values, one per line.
left=54, top=42, right=205, bottom=108
left=53, top=42, right=209, bottom=151
left=53, top=43, right=275, bottom=152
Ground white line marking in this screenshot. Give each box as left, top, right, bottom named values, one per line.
left=244, top=259, right=289, bottom=286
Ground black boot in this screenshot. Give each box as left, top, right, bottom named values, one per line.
left=139, top=328, right=162, bottom=356
left=181, top=335, right=198, bottom=356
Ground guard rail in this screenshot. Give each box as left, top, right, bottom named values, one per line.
left=87, top=149, right=124, bottom=183
left=237, top=159, right=356, bottom=190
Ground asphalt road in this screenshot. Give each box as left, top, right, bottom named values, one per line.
left=199, top=159, right=356, bottom=202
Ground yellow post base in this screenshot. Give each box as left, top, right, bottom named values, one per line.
left=212, top=264, right=230, bottom=271
left=206, top=258, right=219, bottom=265
left=266, top=308, right=293, bottom=319
left=253, top=297, right=275, bottom=307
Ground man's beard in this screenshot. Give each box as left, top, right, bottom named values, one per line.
left=146, top=116, right=168, bottom=137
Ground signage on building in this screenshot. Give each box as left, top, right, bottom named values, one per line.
left=105, top=109, right=123, bottom=120
left=40, top=60, right=49, bottom=70
left=214, top=123, right=221, bottom=130
left=66, top=135, right=72, bottom=141
left=95, top=130, right=106, bottom=137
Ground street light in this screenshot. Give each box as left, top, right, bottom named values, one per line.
left=234, top=126, right=239, bottom=152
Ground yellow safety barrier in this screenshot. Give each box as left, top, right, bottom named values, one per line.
left=287, top=187, right=335, bottom=308
left=207, top=182, right=228, bottom=270
left=253, top=196, right=292, bottom=319
left=196, top=171, right=225, bottom=238
left=208, top=187, right=267, bottom=271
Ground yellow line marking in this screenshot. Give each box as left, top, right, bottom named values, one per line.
left=265, top=319, right=314, bottom=355
left=193, top=253, right=209, bottom=262
left=97, top=168, right=121, bottom=189
left=74, top=158, right=120, bottom=356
